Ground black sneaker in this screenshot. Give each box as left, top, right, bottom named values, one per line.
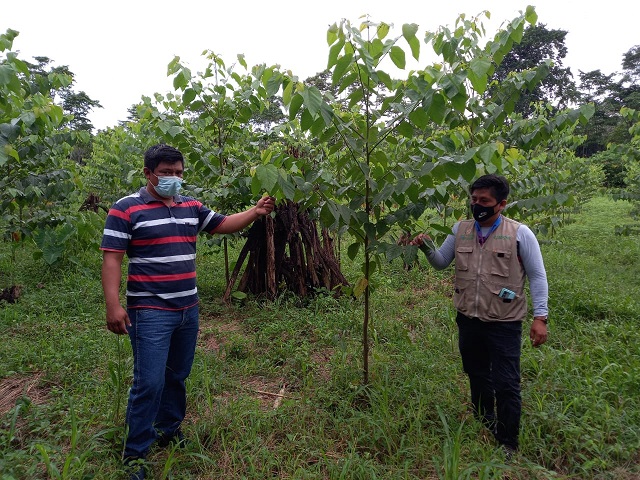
left=157, top=429, right=187, bottom=449
left=124, top=456, right=146, bottom=480
left=501, top=445, right=517, bottom=462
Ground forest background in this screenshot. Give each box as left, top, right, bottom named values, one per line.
left=1, top=5, right=640, bottom=479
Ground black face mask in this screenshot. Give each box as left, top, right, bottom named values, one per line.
left=471, top=202, right=499, bottom=222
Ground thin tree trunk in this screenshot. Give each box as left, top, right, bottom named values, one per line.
left=265, top=215, right=276, bottom=298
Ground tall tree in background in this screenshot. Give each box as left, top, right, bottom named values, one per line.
left=26, top=57, right=102, bottom=162
left=576, top=69, right=622, bottom=157
left=490, top=23, right=577, bottom=117
left=27, top=57, right=102, bottom=132
left=576, top=45, right=640, bottom=159
left=620, top=45, right=640, bottom=110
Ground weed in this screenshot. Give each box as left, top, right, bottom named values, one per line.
left=0, top=196, right=638, bottom=478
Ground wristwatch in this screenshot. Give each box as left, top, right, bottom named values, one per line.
left=534, top=316, right=548, bottom=324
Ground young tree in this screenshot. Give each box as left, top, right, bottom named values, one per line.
left=0, top=30, right=85, bottom=240
left=0, top=29, right=108, bottom=265
left=280, top=7, right=594, bottom=385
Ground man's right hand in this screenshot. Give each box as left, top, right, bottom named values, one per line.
left=106, top=305, right=131, bottom=335
left=410, top=233, right=432, bottom=247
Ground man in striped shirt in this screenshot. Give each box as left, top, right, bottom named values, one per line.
left=101, top=144, right=275, bottom=478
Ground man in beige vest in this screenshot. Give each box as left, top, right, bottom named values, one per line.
left=412, top=174, right=548, bottom=456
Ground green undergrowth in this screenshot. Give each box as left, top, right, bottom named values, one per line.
left=0, top=195, right=638, bottom=479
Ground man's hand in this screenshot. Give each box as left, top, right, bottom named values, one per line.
left=530, top=317, right=548, bottom=347
left=106, top=304, right=131, bottom=335
left=410, top=233, right=436, bottom=255
left=102, top=250, right=128, bottom=334
left=255, top=195, right=276, bottom=216
left=409, top=233, right=430, bottom=246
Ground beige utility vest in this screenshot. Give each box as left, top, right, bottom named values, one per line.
left=453, top=216, right=527, bottom=322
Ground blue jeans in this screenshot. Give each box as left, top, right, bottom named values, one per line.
left=124, top=305, right=199, bottom=458
left=456, top=312, right=522, bottom=450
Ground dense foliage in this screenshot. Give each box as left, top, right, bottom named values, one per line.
left=1, top=6, right=640, bottom=478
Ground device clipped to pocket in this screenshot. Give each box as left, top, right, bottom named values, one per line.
left=498, top=288, right=516, bottom=302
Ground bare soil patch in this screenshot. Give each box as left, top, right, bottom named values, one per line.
left=0, top=372, right=48, bottom=416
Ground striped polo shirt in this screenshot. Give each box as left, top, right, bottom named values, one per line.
left=100, top=187, right=226, bottom=310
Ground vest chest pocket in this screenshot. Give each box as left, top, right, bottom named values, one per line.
left=490, top=250, right=512, bottom=277
left=455, top=246, right=474, bottom=271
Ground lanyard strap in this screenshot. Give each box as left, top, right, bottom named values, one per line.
left=475, top=216, right=501, bottom=245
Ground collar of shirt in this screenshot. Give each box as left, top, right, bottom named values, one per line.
left=139, top=187, right=183, bottom=204
left=475, top=215, right=502, bottom=245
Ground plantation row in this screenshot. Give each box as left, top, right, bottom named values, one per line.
left=3, top=8, right=638, bottom=274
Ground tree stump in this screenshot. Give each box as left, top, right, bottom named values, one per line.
left=223, top=201, right=348, bottom=301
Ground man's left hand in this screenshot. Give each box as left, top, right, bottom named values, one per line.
left=530, top=317, right=548, bottom=347
left=256, top=196, right=276, bottom=216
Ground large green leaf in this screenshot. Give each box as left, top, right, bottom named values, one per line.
left=449, top=91, right=466, bottom=113
left=300, top=109, right=314, bottom=131
left=363, top=222, right=376, bottom=240
left=348, top=89, right=364, bottom=109
left=402, top=23, right=420, bottom=60
left=301, top=86, right=323, bottom=116
left=461, top=157, right=477, bottom=182
left=265, top=72, right=282, bottom=97
left=332, top=54, right=353, bottom=85
left=377, top=22, right=390, bottom=40
left=289, top=94, right=304, bottom=119
left=353, top=277, right=368, bottom=298
left=0, top=148, right=8, bottom=166
left=396, top=121, right=414, bottom=138
left=376, top=70, right=393, bottom=90
left=182, top=88, right=197, bottom=105
left=277, top=171, right=296, bottom=200
left=283, top=81, right=293, bottom=106
left=390, top=46, right=406, bottom=69
left=310, top=115, right=327, bottom=137
left=409, top=108, right=429, bottom=129
left=347, top=242, right=361, bottom=260
left=0, top=65, right=14, bottom=86
left=468, top=57, right=491, bottom=94
left=320, top=201, right=340, bottom=228
left=328, top=37, right=346, bottom=69
left=524, top=5, right=538, bottom=24
left=255, top=164, right=279, bottom=193
left=429, top=92, right=446, bottom=124
left=167, top=126, right=184, bottom=138
left=327, top=23, right=339, bottom=46
left=477, top=143, right=497, bottom=164
left=172, top=67, right=191, bottom=90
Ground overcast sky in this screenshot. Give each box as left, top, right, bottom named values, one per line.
left=2, top=1, right=638, bottom=130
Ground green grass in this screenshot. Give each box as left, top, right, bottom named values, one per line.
left=0, top=195, right=639, bottom=479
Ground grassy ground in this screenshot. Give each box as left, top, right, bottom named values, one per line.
left=0, top=195, right=639, bottom=479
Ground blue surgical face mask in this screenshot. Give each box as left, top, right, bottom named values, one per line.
left=151, top=172, right=183, bottom=197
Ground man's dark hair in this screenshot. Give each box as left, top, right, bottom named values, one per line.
left=469, top=174, right=510, bottom=202
left=144, top=144, right=184, bottom=172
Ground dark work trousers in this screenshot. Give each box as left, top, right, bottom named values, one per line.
left=456, top=311, right=522, bottom=450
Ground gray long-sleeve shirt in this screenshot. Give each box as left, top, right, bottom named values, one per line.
left=423, top=219, right=549, bottom=318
